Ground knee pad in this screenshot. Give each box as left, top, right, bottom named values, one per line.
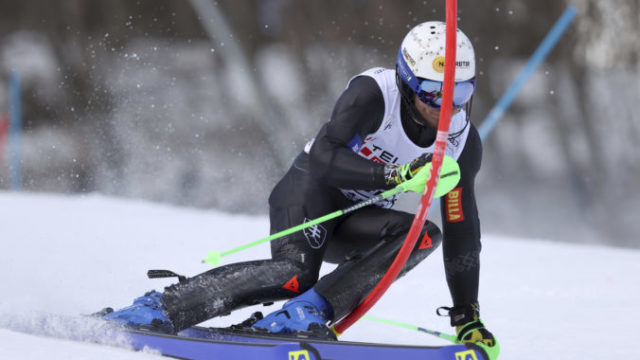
left=315, top=221, right=441, bottom=320
left=402, top=221, right=442, bottom=275
left=281, top=259, right=319, bottom=294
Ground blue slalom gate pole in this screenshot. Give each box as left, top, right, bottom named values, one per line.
left=431, top=5, right=577, bottom=212
left=478, top=5, right=578, bottom=141
left=9, top=72, right=22, bottom=191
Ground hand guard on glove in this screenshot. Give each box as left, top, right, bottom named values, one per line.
left=456, top=319, right=496, bottom=347
left=384, top=153, right=461, bottom=197
left=384, top=153, right=433, bottom=187
left=438, top=302, right=499, bottom=358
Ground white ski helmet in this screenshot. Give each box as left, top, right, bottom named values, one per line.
left=397, top=21, right=475, bottom=82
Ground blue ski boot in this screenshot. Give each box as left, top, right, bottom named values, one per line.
left=103, top=290, right=175, bottom=333
left=253, top=288, right=336, bottom=340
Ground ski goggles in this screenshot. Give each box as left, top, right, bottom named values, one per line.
left=415, top=78, right=476, bottom=109
left=396, top=48, right=475, bottom=109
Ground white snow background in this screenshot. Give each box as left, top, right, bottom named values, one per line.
left=0, top=192, right=638, bottom=359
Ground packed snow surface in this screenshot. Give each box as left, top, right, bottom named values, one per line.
left=0, top=192, right=638, bottom=359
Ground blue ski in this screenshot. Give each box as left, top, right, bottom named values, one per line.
left=123, top=326, right=489, bottom=360
left=7, top=313, right=488, bottom=360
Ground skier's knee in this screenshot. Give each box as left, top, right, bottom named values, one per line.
left=400, top=222, right=442, bottom=275
left=297, top=266, right=319, bottom=293
left=384, top=220, right=442, bottom=253
left=416, top=221, right=442, bottom=252
left=280, top=259, right=319, bottom=294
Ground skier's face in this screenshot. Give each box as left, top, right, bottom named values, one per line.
left=413, top=94, right=460, bottom=128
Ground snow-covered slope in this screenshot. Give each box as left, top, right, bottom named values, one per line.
left=0, top=192, right=638, bottom=359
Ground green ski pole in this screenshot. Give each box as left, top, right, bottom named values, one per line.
left=363, top=315, right=500, bottom=360
left=203, top=155, right=461, bottom=266
left=203, top=186, right=403, bottom=266
left=362, top=315, right=458, bottom=343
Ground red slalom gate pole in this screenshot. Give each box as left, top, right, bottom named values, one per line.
left=332, top=0, right=458, bottom=335
left=0, top=114, right=8, bottom=163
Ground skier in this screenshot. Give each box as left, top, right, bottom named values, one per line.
left=103, top=21, right=497, bottom=351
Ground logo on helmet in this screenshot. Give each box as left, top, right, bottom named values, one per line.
left=432, top=56, right=445, bottom=73
left=402, top=47, right=416, bottom=67
left=433, top=58, right=472, bottom=74
left=456, top=60, right=471, bottom=69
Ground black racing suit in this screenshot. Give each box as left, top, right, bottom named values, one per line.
left=161, top=76, right=483, bottom=331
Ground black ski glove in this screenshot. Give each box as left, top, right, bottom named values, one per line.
left=438, top=302, right=498, bottom=348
